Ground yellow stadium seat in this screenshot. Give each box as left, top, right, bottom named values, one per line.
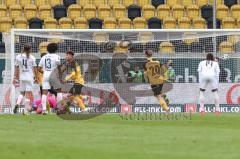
left=222, top=17, right=236, bottom=29
left=133, top=17, right=147, bottom=29
left=137, top=0, right=150, bottom=7
left=74, top=17, right=88, bottom=29
left=172, top=4, right=185, bottom=20
left=196, top=0, right=208, bottom=7
left=216, top=4, right=229, bottom=20
left=50, top=0, right=62, bottom=7
left=14, top=17, right=28, bottom=29
left=178, top=17, right=191, bottom=29
left=94, top=0, right=107, bottom=7
left=113, top=4, right=126, bottom=19
left=0, top=17, right=12, bottom=32
left=44, top=18, right=58, bottom=29
left=68, top=4, right=81, bottom=20
left=139, top=32, right=153, bottom=43
left=142, top=4, right=155, bottom=20
left=39, top=42, right=50, bottom=54
left=4, top=0, right=18, bottom=8
left=9, top=5, right=23, bottom=20
left=159, top=42, right=174, bottom=54
left=35, top=0, right=48, bottom=8
left=187, top=4, right=199, bottom=20
left=231, top=5, right=240, bottom=20
left=219, top=41, right=234, bottom=54
left=192, top=17, right=206, bottom=29
left=114, top=41, right=129, bottom=53
left=118, top=17, right=132, bottom=29
left=183, top=32, right=198, bottom=45
left=48, top=36, right=63, bottom=44
left=166, top=0, right=178, bottom=8
left=216, top=0, right=223, bottom=6
left=104, top=17, right=117, bottom=29
left=83, top=4, right=96, bottom=20
left=24, top=4, right=37, bottom=20
left=0, top=5, right=7, bottom=18
left=181, top=0, right=193, bottom=7
left=122, top=0, right=135, bottom=7
left=163, top=17, right=177, bottom=29
left=19, top=0, right=32, bottom=7
left=59, top=17, right=73, bottom=29
left=93, top=32, right=109, bottom=43
left=98, top=4, right=111, bottom=20
left=237, top=19, right=240, bottom=28
left=157, top=4, right=170, bottom=20
left=78, top=0, right=93, bottom=7
left=108, top=0, right=120, bottom=7
left=228, top=35, right=239, bottom=44
left=39, top=5, right=52, bottom=20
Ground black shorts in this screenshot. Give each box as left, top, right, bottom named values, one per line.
left=151, top=84, right=163, bottom=96
left=40, top=86, right=57, bottom=96
left=69, top=83, right=83, bottom=95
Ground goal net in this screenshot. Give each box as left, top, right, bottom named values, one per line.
left=1, top=29, right=240, bottom=114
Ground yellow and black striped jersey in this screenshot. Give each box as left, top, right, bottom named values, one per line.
left=144, top=59, right=168, bottom=85
left=65, top=61, right=84, bottom=85
left=36, top=70, right=43, bottom=85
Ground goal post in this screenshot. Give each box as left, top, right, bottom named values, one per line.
left=1, top=29, right=240, bottom=114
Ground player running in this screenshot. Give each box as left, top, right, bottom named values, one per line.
left=38, top=43, right=62, bottom=115
left=198, top=53, right=220, bottom=116
left=62, top=50, right=86, bottom=112
left=144, top=50, right=169, bottom=112
left=13, top=44, right=37, bottom=115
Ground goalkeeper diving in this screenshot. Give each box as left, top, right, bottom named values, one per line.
left=144, top=50, right=170, bottom=112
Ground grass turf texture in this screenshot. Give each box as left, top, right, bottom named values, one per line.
left=0, top=113, right=239, bottom=159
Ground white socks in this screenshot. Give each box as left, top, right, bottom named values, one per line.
left=199, top=90, right=220, bottom=112
left=16, top=94, right=24, bottom=105
left=214, top=91, right=220, bottom=112
left=57, top=93, right=63, bottom=109
left=42, top=94, right=47, bottom=112
left=199, top=91, right=205, bottom=112
left=24, top=98, right=30, bottom=112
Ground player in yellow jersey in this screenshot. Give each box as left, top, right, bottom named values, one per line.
left=63, top=51, right=86, bottom=112
left=144, top=50, right=170, bottom=112
left=36, top=53, right=46, bottom=95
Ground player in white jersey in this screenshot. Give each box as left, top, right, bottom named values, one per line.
left=13, top=44, right=37, bottom=115
left=38, top=43, right=62, bottom=114
left=198, top=53, right=220, bottom=116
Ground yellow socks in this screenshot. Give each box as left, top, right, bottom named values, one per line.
left=75, top=95, right=85, bottom=110
left=159, top=98, right=169, bottom=112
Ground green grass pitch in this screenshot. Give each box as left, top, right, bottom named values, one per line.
left=0, top=113, right=240, bottom=159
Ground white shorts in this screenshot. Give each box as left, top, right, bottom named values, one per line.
left=42, top=77, right=50, bottom=90
left=20, top=80, right=33, bottom=92
left=199, top=76, right=218, bottom=90
left=42, top=71, right=53, bottom=90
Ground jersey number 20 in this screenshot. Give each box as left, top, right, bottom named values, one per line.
left=149, top=65, right=161, bottom=76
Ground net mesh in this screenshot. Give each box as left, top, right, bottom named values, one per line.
left=1, top=30, right=240, bottom=114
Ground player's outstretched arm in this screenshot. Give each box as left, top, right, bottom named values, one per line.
left=65, top=71, right=75, bottom=82
left=58, top=65, right=65, bottom=83
left=143, top=71, right=148, bottom=83
left=33, top=66, right=39, bottom=83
